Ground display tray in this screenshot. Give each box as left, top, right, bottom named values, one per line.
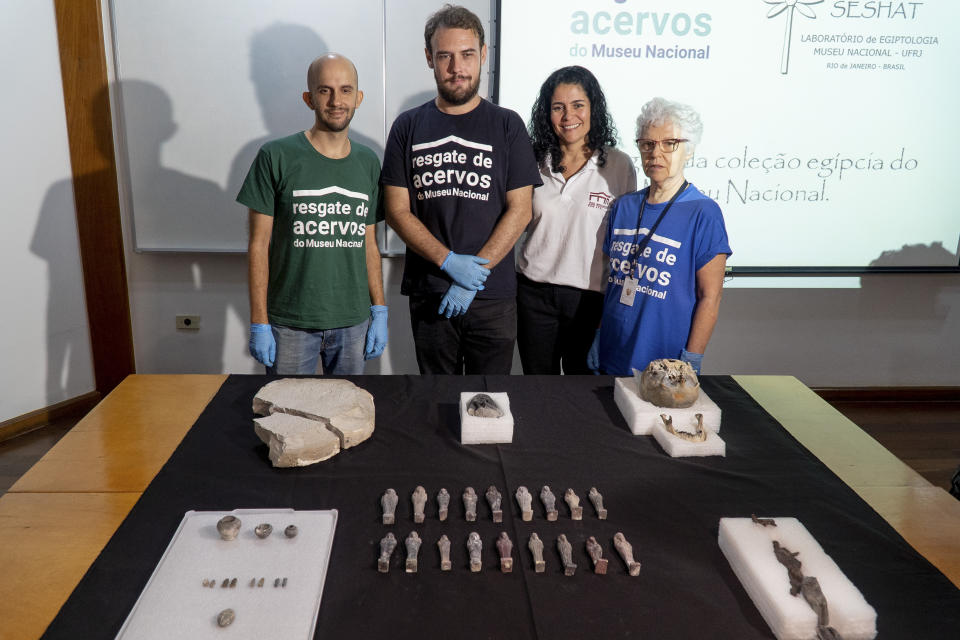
left=115, top=508, right=337, bottom=640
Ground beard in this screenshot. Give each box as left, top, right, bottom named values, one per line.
left=435, top=71, right=480, bottom=106
left=317, top=106, right=354, bottom=132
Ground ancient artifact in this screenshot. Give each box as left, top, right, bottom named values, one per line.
left=412, top=486, right=428, bottom=524
left=438, top=534, right=452, bottom=571
left=405, top=531, right=422, bottom=573
left=437, top=488, right=450, bottom=522
left=801, top=577, right=829, bottom=627
left=216, top=608, right=235, bottom=628
left=613, top=532, right=641, bottom=576
left=248, top=578, right=255, bottom=587
left=378, top=532, right=397, bottom=573
left=515, top=486, right=533, bottom=521
left=636, top=359, right=700, bottom=408
left=252, top=378, right=375, bottom=467
left=254, top=523, right=273, bottom=539
left=557, top=534, right=577, bottom=576
left=588, top=487, right=607, bottom=520
left=466, top=393, right=504, bottom=418
left=496, top=532, right=514, bottom=573
left=564, top=489, right=582, bottom=520
left=229, top=578, right=237, bottom=588
left=751, top=514, right=776, bottom=527
left=486, top=485, right=503, bottom=523
left=528, top=533, right=545, bottom=573
left=284, top=525, right=298, bottom=538
left=282, top=577, right=288, bottom=588
left=257, top=577, right=265, bottom=588
left=771, top=540, right=846, bottom=639
left=382, top=488, right=398, bottom=525
left=467, top=532, right=483, bottom=572
left=221, top=578, right=230, bottom=588
left=586, top=536, right=608, bottom=575
left=216, top=515, right=241, bottom=541
left=274, top=578, right=281, bottom=587
left=463, top=487, right=478, bottom=522
left=660, top=413, right=707, bottom=442
left=772, top=540, right=804, bottom=595
left=540, top=486, right=558, bottom=521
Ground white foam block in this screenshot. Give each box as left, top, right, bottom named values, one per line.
left=718, top=517, right=877, bottom=640
left=614, top=377, right=721, bottom=435
left=460, top=392, right=513, bottom=444
left=651, top=419, right=726, bottom=457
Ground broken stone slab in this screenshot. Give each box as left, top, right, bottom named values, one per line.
left=252, top=378, right=375, bottom=467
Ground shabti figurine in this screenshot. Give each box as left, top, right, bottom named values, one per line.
left=463, top=487, right=478, bottom=522
left=564, top=488, right=583, bottom=520
left=438, top=535, right=452, bottom=571
left=496, top=532, right=514, bottom=573
left=216, top=515, right=241, bottom=541
left=557, top=534, right=577, bottom=576
left=378, top=532, right=397, bottom=573
left=405, top=531, right=422, bottom=573
left=516, top=486, right=533, bottom=521
left=466, top=393, right=504, bottom=418
left=528, top=533, right=546, bottom=573
left=381, top=488, right=398, bottom=525
left=486, top=485, right=503, bottom=523
left=637, top=359, right=700, bottom=408
left=437, top=488, right=450, bottom=522
left=613, top=532, right=641, bottom=576
left=751, top=514, right=777, bottom=527
left=540, top=486, right=558, bottom=521
left=412, top=486, right=428, bottom=524
left=588, top=487, right=607, bottom=520
left=467, top=532, right=483, bottom=572
left=660, top=413, right=707, bottom=442
left=585, top=536, right=608, bottom=575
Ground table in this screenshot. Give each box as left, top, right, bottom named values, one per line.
left=2, top=374, right=958, bottom=639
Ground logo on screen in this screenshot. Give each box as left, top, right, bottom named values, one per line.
left=764, top=0, right=823, bottom=74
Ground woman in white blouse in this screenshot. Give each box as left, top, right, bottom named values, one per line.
left=517, top=66, right=637, bottom=374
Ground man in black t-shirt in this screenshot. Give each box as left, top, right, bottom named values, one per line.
left=381, top=5, right=541, bottom=374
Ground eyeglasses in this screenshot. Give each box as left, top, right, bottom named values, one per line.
left=636, top=138, right=687, bottom=154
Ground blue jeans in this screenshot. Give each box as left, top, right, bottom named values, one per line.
left=266, top=319, right=369, bottom=375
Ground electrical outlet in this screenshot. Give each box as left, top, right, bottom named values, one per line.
left=176, top=314, right=201, bottom=330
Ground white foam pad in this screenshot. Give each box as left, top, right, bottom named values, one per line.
left=718, top=517, right=877, bottom=640
left=460, top=392, right=513, bottom=444
left=614, top=377, right=721, bottom=435
left=651, top=418, right=726, bottom=457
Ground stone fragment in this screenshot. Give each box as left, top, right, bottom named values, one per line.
left=466, top=393, right=504, bottom=418
left=463, top=487, right=478, bottom=522
left=496, top=532, right=513, bottom=573
left=516, top=486, right=533, bottom=521
left=564, top=489, right=582, bottom=520
left=438, top=534, right=452, bottom=571
left=221, top=578, right=230, bottom=588
left=586, top=536, right=608, bottom=575
left=381, top=488, right=398, bottom=525
left=217, top=609, right=235, bottom=627
left=411, top=486, right=427, bottom=523
left=437, top=488, right=450, bottom=522
left=217, top=515, right=241, bottom=541
left=752, top=514, right=777, bottom=527
left=284, top=525, right=298, bottom=538
left=486, top=485, right=503, bottom=523
left=202, top=579, right=210, bottom=587
left=257, top=577, right=264, bottom=587
left=528, top=533, right=545, bottom=573
left=254, top=523, right=272, bottom=539
left=588, top=487, right=607, bottom=520
left=252, top=378, right=375, bottom=467
left=557, top=534, right=577, bottom=576
left=467, top=532, right=483, bottom=572
left=540, top=486, right=558, bottom=521
left=229, top=578, right=237, bottom=588
left=378, top=532, right=397, bottom=573
left=636, top=359, right=700, bottom=408
left=405, top=532, right=422, bottom=573
left=274, top=578, right=280, bottom=587
left=248, top=578, right=255, bottom=587
left=613, top=532, right=641, bottom=576
left=282, top=577, right=287, bottom=588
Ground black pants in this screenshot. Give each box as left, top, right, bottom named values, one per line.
left=408, top=294, right=517, bottom=374
left=516, top=274, right=603, bottom=375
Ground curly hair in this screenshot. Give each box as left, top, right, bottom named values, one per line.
left=424, top=4, right=484, bottom=54
left=528, top=66, right=618, bottom=174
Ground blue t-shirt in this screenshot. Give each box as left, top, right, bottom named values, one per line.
left=381, top=99, right=541, bottom=299
left=599, top=184, right=731, bottom=375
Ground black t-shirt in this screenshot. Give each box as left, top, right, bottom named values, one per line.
left=381, top=99, right=541, bottom=298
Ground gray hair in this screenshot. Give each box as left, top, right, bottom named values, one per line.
left=635, top=97, right=703, bottom=152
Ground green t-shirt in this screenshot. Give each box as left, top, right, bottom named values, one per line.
left=237, top=132, right=383, bottom=330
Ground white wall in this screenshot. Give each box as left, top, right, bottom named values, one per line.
left=0, top=0, right=96, bottom=422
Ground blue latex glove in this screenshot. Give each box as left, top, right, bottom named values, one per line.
left=680, top=348, right=704, bottom=375
left=364, top=305, right=388, bottom=360
left=587, top=328, right=601, bottom=374
left=438, top=284, right=477, bottom=318
left=249, top=323, right=276, bottom=367
left=440, top=251, right=490, bottom=290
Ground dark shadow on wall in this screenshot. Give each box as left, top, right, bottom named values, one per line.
left=859, top=241, right=959, bottom=323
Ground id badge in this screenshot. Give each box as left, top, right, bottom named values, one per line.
left=619, top=277, right=639, bottom=306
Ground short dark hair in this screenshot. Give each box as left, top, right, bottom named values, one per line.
left=424, top=4, right=485, bottom=54
left=529, top=66, right=619, bottom=173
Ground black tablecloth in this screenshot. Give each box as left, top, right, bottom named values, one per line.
left=43, top=376, right=960, bottom=639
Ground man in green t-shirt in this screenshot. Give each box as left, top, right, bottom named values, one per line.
left=238, top=53, right=387, bottom=374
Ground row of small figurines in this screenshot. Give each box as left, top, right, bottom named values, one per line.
left=201, top=577, right=289, bottom=588
left=215, top=515, right=299, bottom=541
left=381, top=485, right=607, bottom=525
left=378, top=530, right=641, bottom=576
